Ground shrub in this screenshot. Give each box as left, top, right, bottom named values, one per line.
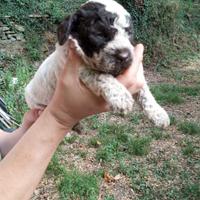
left=117, top=0, right=200, bottom=69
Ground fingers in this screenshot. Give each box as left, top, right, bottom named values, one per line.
left=130, top=60, right=146, bottom=93
left=117, top=44, right=144, bottom=87
left=22, top=109, right=42, bottom=129
left=61, top=40, right=83, bottom=80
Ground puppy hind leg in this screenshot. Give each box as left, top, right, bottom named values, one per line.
left=135, top=83, right=170, bottom=128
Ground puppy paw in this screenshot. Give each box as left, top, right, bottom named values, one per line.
left=108, top=90, right=134, bottom=114
left=147, top=106, right=170, bottom=128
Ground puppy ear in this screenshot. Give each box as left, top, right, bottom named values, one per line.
left=57, top=15, right=74, bottom=45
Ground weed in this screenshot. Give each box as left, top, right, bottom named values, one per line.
left=63, top=135, right=78, bottom=144
left=150, top=127, right=170, bottom=140
left=47, top=154, right=66, bottom=177
left=182, top=141, right=195, bottom=156
left=76, top=151, right=87, bottom=159
left=0, top=55, right=35, bottom=122
left=181, top=183, right=200, bottom=199
left=127, top=136, right=151, bottom=156
left=59, top=170, right=99, bottom=200
left=96, top=141, right=119, bottom=162
left=129, top=113, right=143, bottom=125
left=88, top=137, right=101, bottom=148
left=151, top=84, right=184, bottom=105
left=178, top=121, right=200, bottom=135
left=169, top=114, right=177, bottom=125
left=151, top=83, right=200, bottom=105
left=87, top=115, right=101, bottom=130
left=95, top=123, right=151, bottom=161
left=105, top=195, right=115, bottom=200
left=25, top=33, right=43, bottom=61
left=118, top=161, right=151, bottom=193
left=154, top=160, right=178, bottom=180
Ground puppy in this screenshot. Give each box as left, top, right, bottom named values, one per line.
left=25, top=0, right=170, bottom=128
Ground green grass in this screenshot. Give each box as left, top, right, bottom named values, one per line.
left=151, top=83, right=200, bottom=105
left=48, top=154, right=99, bottom=200
left=85, top=115, right=102, bottom=130
left=104, top=195, right=115, bottom=200
left=178, top=121, right=200, bottom=135
left=47, top=154, right=66, bottom=177
left=129, top=113, right=143, bottom=125
left=118, top=157, right=200, bottom=200
left=0, top=54, right=35, bottom=122
left=25, top=33, right=44, bottom=61
left=63, top=135, right=79, bottom=144
left=169, top=114, right=177, bottom=125
left=59, top=170, right=99, bottom=200
left=127, top=136, right=151, bottom=156
left=182, top=141, right=195, bottom=156
left=181, top=183, right=200, bottom=199
left=150, top=127, right=170, bottom=140
left=154, top=160, right=178, bottom=180
left=118, top=161, right=151, bottom=194
left=88, top=137, right=102, bottom=148
left=93, top=123, right=151, bottom=162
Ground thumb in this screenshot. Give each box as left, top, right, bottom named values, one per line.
left=61, top=42, right=82, bottom=80
left=117, top=44, right=144, bottom=87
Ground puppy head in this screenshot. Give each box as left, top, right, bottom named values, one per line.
left=57, top=0, right=134, bottom=76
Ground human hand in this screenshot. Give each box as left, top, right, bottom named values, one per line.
left=47, top=43, right=145, bottom=129
left=21, top=109, right=42, bottom=131
left=117, top=44, right=145, bottom=94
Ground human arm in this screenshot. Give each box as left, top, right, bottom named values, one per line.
left=0, top=44, right=144, bottom=200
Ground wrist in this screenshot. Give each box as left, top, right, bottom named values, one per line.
left=45, top=104, right=77, bottom=132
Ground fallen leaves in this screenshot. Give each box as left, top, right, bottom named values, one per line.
left=104, top=172, right=122, bottom=183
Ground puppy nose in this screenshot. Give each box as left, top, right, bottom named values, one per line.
left=116, top=48, right=132, bottom=64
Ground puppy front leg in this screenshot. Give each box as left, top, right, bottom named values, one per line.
left=79, top=68, right=134, bottom=114
left=136, top=82, right=170, bottom=128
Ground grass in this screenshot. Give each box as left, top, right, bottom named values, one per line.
left=129, top=113, right=143, bottom=125
left=150, top=127, right=170, bottom=140
left=59, top=170, right=99, bottom=200
left=182, top=141, right=195, bottom=156
left=118, top=161, right=151, bottom=194
left=151, top=83, right=200, bottom=105
left=169, top=114, right=177, bottom=125
left=93, top=123, right=151, bottom=162
left=181, top=183, right=200, bottom=199
left=178, top=121, right=200, bottom=135
left=127, top=137, right=151, bottom=156
left=63, top=135, right=79, bottom=144
left=154, top=160, right=178, bottom=180
left=117, top=157, right=200, bottom=199
left=48, top=154, right=99, bottom=200
left=104, top=195, right=115, bottom=200
left=0, top=54, right=35, bottom=122
left=25, top=33, right=44, bottom=61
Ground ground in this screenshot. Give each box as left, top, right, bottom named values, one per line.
left=0, top=29, right=200, bottom=199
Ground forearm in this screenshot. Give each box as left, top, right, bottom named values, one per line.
left=0, top=108, right=70, bottom=200
left=0, top=127, right=27, bottom=157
